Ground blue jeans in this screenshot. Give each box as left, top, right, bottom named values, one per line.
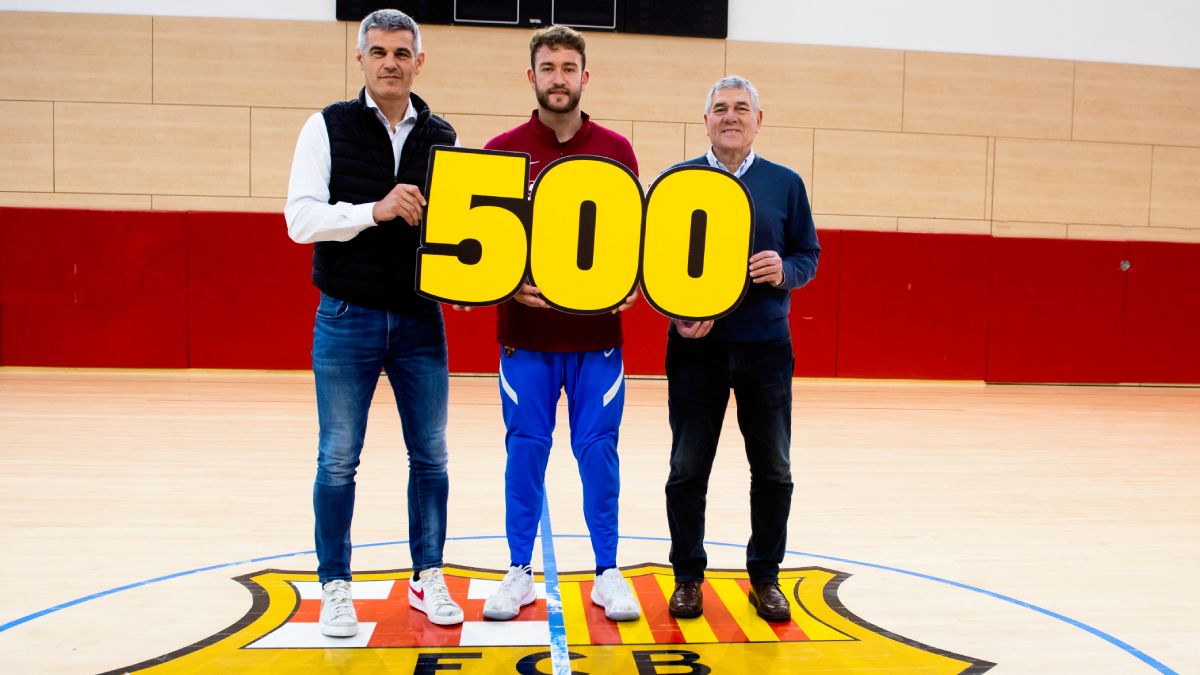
left=664, top=335, right=794, bottom=584
left=311, top=293, right=449, bottom=583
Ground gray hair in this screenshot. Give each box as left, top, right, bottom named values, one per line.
left=357, top=9, right=422, bottom=54
left=704, top=75, right=760, bottom=114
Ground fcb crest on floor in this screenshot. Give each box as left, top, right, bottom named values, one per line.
left=105, top=564, right=993, bottom=673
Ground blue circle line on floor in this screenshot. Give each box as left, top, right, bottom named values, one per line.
left=0, top=533, right=1175, bottom=675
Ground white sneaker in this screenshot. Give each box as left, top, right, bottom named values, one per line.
left=483, top=565, right=537, bottom=621
left=591, top=568, right=641, bottom=621
left=409, top=567, right=464, bottom=625
left=319, top=579, right=358, bottom=637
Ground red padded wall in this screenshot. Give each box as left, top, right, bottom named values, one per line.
left=4, top=206, right=1199, bottom=384
left=836, top=230, right=992, bottom=379
left=790, top=228, right=840, bottom=377
left=0, top=207, right=188, bottom=368
left=1122, top=241, right=1200, bottom=383
left=186, top=212, right=316, bottom=369
left=443, top=304, right=499, bottom=374
left=987, top=237, right=1128, bottom=383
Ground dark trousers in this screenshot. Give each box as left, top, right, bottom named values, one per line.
left=665, top=334, right=794, bottom=584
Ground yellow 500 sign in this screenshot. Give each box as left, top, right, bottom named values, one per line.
left=416, top=147, right=755, bottom=320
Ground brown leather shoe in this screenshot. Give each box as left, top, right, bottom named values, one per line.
left=749, top=582, right=791, bottom=622
left=668, top=580, right=704, bottom=618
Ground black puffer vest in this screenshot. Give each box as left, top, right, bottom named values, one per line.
left=313, top=89, right=456, bottom=312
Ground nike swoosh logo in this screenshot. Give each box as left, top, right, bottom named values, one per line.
left=530, top=160, right=541, bottom=165
left=412, top=587, right=424, bottom=600
left=604, top=349, right=614, bottom=358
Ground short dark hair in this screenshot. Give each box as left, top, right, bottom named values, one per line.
left=529, top=25, right=586, bottom=70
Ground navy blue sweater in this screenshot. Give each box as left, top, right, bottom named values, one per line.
left=669, top=155, right=820, bottom=342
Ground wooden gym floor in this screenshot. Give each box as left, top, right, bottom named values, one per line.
left=0, top=367, right=1195, bottom=673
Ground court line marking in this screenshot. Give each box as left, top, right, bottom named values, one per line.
left=538, top=495, right=571, bottom=675
left=0, top=534, right=1177, bottom=675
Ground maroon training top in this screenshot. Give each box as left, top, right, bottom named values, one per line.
left=485, top=111, right=640, bottom=352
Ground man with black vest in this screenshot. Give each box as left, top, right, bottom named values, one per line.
left=284, top=9, right=462, bottom=637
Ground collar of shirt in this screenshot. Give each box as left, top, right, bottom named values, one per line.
left=364, top=90, right=418, bottom=138
left=705, top=147, right=756, bottom=178
left=529, top=109, right=593, bottom=149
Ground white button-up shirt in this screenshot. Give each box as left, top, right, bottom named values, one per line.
left=705, top=147, right=756, bottom=178
left=284, top=92, right=419, bottom=244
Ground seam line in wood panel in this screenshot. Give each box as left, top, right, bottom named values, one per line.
left=51, top=101, right=56, bottom=193
left=1146, top=145, right=1156, bottom=227
left=1069, top=61, right=1076, bottom=141
left=900, top=51, right=907, bottom=132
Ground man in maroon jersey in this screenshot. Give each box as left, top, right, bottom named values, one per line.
left=478, top=25, right=642, bottom=623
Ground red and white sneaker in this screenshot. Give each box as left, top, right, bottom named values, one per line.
left=409, top=567, right=464, bottom=625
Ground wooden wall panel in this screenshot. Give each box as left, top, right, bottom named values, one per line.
left=993, top=139, right=1152, bottom=225
left=364, top=24, right=533, bottom=116
left=1150, top=146, right=1200, bottom=229
left=252, top=108, right=319, bottom=198
left=903, top=52, right=1073, bottom=139
left=992, top=220, right=1067, bottom=239
left=151, top=196, right=284, bottom=213
left=631, top=122, right=684, bottom=184
left=815, top=215, right=897, bottom=232
left=813, top=130, right=987, bottom=219
left=583, top=33, right=727, bottom=123
left=726, top=42, right=903, bottom=131
left=55, top=103, right=249, bottom=196
left=154, top=18, right=345, bottom=109
left=1074, top=62, right=1200, bottom=147
left=0, top=13, right=151, bottom=103
left=0, top=101, right=53, bottom=192
left=443, top=114, right=530, bottom=150
left=0, top=193, right=151, bottom=211
left=898, top=218, right=991, bottom=236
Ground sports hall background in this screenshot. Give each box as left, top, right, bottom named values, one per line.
left=0, top=0, right=1198, bottom=384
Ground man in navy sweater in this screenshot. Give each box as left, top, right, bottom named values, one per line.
left=664, top=75, right=820, bottom=623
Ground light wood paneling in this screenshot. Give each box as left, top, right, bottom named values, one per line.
left=1066, top=223, right=1200, bottom=244
left=55, top=103, right=249, bottom=196
left=631, top=122, right=685, bottom=185
left=813, top=130, right=987, bottom=219
left=593, top=119, right=634, bottom=146
left=985, top=138, right=996, bottom=220
left=0, top=192, right=152, bottom=210
left=584, top=33, right=726, bottom=123
left=686, top=124, right=815, bottom=193
left=154, top=17, right=345, bottom=108
left=1074, top=62, right=1200, bottom=147
left=726, top=42, right=903, bottom=131
left=815, top=214, right=897, bottom=232
left=0, top=101, right=53, bottom=192
left=151, top=195, right=285, bottom=213
left=992, top=221, right=1069, bottom=239
left=1150, top=146, right=1200, bottom=229
left=755, top=126, right=815, bottom=190
left=359, top=24, right=533, bottom=116
left=684, top=123, right=709, bottom=160
left=252, top=108, right=320, bottom=198
left=903, top=52, right=1073, bottom=139
left=442, top=113, right=529, bottom=150
left=993, top=139, right=1152, bottom=226
left=0, top=12, right=151, bottom=103
left=898, top=218, right=991, bottom=235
